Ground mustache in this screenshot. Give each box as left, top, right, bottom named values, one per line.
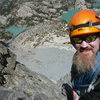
left=79, top=47, right=93, bottom=52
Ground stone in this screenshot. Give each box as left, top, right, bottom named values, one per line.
left=75, top=0, right=87, bottom=10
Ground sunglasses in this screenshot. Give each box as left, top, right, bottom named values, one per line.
left=71, top=34, right=99, bottom=44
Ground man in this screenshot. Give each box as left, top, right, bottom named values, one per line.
left=67, top=9, right=100, bottom=100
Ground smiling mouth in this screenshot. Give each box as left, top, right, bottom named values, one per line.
left=81, top=50, right=93, bottom=57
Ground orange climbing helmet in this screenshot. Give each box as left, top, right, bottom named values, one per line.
left=69, top=9, right=100, bottom=37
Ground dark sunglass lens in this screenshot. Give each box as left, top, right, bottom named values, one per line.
left=85, top=35, right=97, bottom=43
left=73, top=37, right=82, bottom=43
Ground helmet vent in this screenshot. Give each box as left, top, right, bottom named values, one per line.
left=96, top=15, right=100, bottom=20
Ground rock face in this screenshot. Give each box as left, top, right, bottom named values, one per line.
left=0, top=41, right=16, bottom=85
left=0, top=0, right=89, bottom=27
left=1, top=0, right=100, bottom=44
left=0, top=41, right=66, bottom=100
left=75, top=0, right=87, bottom=10
left=9, top=20, right=70, bottom=49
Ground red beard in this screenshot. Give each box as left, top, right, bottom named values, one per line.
left=72, top=48, right=96, bottom=73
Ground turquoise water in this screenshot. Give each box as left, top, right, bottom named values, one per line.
left=5, top=26, right=32, bottom=38
left=61, top=9, right=80, bottom=23
left=61, top=6, right=100, bottom=24
left=92, top=3, right=100, bottom=8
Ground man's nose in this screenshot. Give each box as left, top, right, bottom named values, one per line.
left=80, top=41, right=89, bottom=48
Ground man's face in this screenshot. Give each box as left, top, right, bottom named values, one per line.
left=71, top=34, right=100, bottom=73
left=74, top=35, right=100, bottom=57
